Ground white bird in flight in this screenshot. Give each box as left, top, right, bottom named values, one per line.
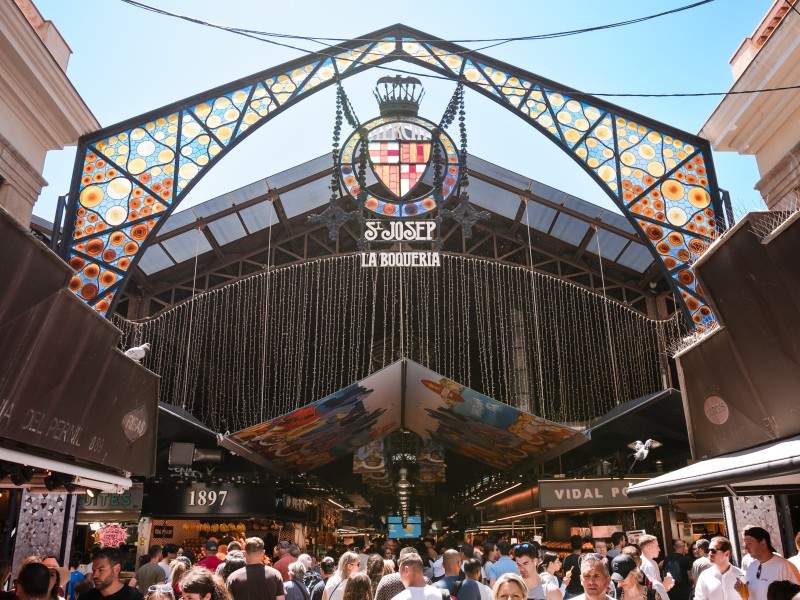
left=628, top=439, right=655, bottom=473
left=124, top=342, right=151, bottom=363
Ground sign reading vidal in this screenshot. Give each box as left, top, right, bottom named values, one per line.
left=361, top=220, right=440, bottom=267
left=539, top=479, right=667, bottom=509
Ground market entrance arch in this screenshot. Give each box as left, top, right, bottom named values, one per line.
left=59, top=24, right=723, bottom=328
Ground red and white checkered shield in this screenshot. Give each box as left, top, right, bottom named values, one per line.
left=368, top=140, right=431, bottom=199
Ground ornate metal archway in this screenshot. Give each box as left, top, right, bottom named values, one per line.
left=60, top=24, right=722, bottom=330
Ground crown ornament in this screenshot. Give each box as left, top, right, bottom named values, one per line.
left=373, top=75, right=425, bottom=117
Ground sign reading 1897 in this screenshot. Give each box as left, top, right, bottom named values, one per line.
left=187, top=489, right=228, bottom=507
left=360, top=220, right=440, bottom=267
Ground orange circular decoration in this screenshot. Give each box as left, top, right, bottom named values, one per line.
left=86, top=239, right=104, bottom=256
left=88, top=213, right=98, bottom=223
left=661, top=180, right=685, bottom=201
left=130, top=198, right=142, bottom=209
left=82, top=176, right=91, bottom=185
left=383, top=204, right=396, bottom=216
left=99, top=271, right=116, bottom=286
left=688, top=188, right=710, bottom=209
left=141, top=206, right=152, bottom=216
left=687, top=297, right=700, bottom=311
left=80, top=283, right=98, bottom=300
left=68, top=256, right=84, bottom=270
left=645, top=224, right=663, bottom=241
left=110, top=231, right=125, bottom=245
left=664, top=257, right=677, bottom=269
left=678, top=270, right=695, bottom=285
left=95, top=300, right=110, bottom=312
left=131, top=225, right=148, bottom=240
left=118, top=258, right=130, bottom=269
left=107, top=169, right=117, bottom=178
left=422, top=198, right=436, bottom=209
left=160, top=189, right=171, bottom=199
left=124, top=241, right=139, bottom=255
left=677, top=249, right=691, bottom=261
left=103, top=249, right=116, bottom=262
left=700, top=306, right=711, bottom=316
left=83, top=264, right=100, bottom=279
left=668, top=232, right=683, bottom=246
left=144, top=196, right=154, bottom=205
left=85, top=225, right=95, bottom=234
left=693, top=314, right=702, bottom=323
left=68, top=276, right=82, bottom=291
left=656, top=242, right=670, bottom=254
left=77, top=207, right=86, bottom=217
left=688, top=238, right=706, bottom=254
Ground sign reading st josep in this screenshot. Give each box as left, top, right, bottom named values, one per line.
left=360, top=220, right=440, bottom=267
left=538, top=479, right=667, bottom=509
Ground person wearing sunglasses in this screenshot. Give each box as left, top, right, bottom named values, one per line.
left=734, top=528, right=799, bottom=600
left=694, top=537, right=743, bottom=600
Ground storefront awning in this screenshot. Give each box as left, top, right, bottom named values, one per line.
left=0, top=446, right=131, bottom=493
left=626, top=435, right=800, bottom=497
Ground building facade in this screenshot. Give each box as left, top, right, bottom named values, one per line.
left=0, top=0, right=98, bottom=225
left=701, top=0, right=800, bottom=210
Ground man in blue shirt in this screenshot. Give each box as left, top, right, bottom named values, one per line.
left=489, top=542, right=519, bottom=587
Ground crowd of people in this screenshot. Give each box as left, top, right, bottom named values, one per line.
left=4, top=528, right=800, bottom=600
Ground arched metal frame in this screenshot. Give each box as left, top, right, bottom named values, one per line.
left=60, top=24, right=722, bottom=329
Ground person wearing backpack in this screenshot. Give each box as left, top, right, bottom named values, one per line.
left=663, top=540, right=692, bottom=600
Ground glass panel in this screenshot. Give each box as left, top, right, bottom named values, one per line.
left=616, top=243, right=655, bottom=272
left=207, top=213, right=247, bottom=246
left=138, top=243, right=174, bottom=274
left=160, top=229, right=212, bottom=263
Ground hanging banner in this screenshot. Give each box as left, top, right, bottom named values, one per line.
left=143, top=482, right=277, bottom=518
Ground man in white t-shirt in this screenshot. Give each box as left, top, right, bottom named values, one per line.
left=694, top=536, right=744, bottom=600
left=638, top=535, right=674, bottom=600
left=736, top=527, right=800, bottom=600
left=391, top=552, right=441, bottom=600
left=788, top=532, right=800, bottom=573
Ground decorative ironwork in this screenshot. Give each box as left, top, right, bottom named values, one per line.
left=60, top=24, right=723, bottom=330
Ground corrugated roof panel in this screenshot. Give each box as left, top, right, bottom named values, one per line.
left=585, top=229, right=628, bottom=261
left=160, top=229, right=213, bottom=263
left=616, top=243, right=655, bottom=272
left=266, top=155, right=332, bottom=190
left=207, top=213, right=247, bottom=246
left=469, top=177, right=520, bottom=219
left=281, top=177, right=332, bottom=218
left=549, top=213, right=590, bottom=246
left=238, top=201, right=278, bottom=233
left=159, top=207, right=197, bottom=235
left=138, top=244, right=175, bottom=274
left=523, top=202, right=558, bottom=232
left=468, top=155, right=532, bottom=190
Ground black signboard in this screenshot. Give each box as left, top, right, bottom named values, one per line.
left=539, top=479, right=666, bottom=509
left=0, top=289, right=158, bottom=476
left=143, top=482, right=277, bottom=518
left=153, top=525, right=174, bottom=538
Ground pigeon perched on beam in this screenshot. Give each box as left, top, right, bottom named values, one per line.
left=123, top=342, right=151, bottom=363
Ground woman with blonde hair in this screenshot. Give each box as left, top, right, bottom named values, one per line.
left=342, top=573, right=372, bottom=600
left=169, top=559, right=190, bottom=597
left=323, top=552, right=361, bottom=600
left=493, top=573, right=529, bottom=600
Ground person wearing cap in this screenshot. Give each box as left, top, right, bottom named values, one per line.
left=610, top=554, right=657, bottom=600
left=197, top=541, right=223, bottom=572
left=694, top=537, right=743, bottom=600
left=735, top=527, right=800, bottom=600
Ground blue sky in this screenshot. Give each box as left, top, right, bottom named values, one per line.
left=34, top=0, right=771, bottom=222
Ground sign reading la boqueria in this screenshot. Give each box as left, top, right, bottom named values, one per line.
left=360, top=220, right=440, bottom=267
left=538, top=478, right=667, bottom=509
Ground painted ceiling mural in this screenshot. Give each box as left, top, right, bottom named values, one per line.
left=62, top=25, right=722, bottom=330
left=226, top=359, right=585, bottom=473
